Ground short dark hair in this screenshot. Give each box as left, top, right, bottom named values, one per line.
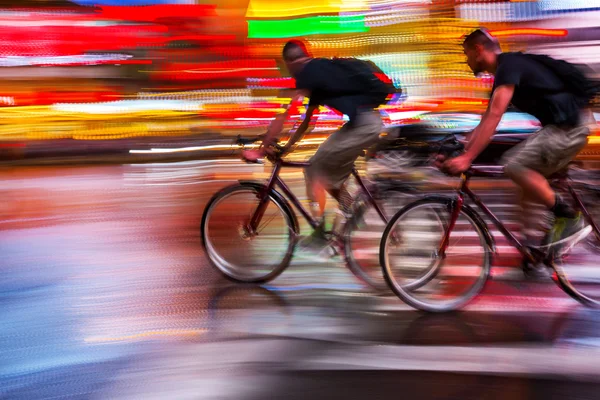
left=463, top=28, right=501, bottom=51
left=282, top=40, right=310, bottom=62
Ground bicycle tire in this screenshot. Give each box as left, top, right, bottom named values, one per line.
left=578, top=185, right=600, bottom=253
left=343, top=186, right=417, bottom=292
left=201, top=183, right=298, bottom=283
left=552, top=260, right=600, bottom=309
left=379, top=196, right=492, bottom=313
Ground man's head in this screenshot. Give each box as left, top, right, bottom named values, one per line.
left=462, top=28, right=501, bottom=76
left=282, top=40, right=312, bottom=76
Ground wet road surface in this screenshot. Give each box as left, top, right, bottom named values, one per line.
left=2, top=161, right=600, bottom=399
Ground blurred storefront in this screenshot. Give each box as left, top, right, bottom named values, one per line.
left=0, top=0, right=597, bottom=146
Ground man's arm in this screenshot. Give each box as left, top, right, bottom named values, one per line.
left=283, top=104, right=318, bottom=152
left=443, top=84, right=514, bottom=174
left=464, top=84, right=514, bottom=161
left=260, top=89, right=310, bottom=152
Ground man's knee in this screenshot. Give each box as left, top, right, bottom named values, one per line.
left=303, top=165, right=313, bottom=181
left=502, top=155, right=528, bottom=180
left=305, top=164, right=327, bottom=188
left=503, top=161, right=522, bottom=180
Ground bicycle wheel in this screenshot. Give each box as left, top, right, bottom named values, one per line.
left=551, top=240, right=600, bottom=308
left=579, top=186, right=600, bottom=253
left=201, top=183, right=297, bottom=283
left=549, top=181, right=600, bottom=307
left=343, top=185, right=417, bottom=291
left=380, top=196, right=492, bottom=312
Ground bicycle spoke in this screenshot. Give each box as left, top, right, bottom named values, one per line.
left=202, top=185, right=294, bottom=283
left=257, top=211, right=280, bottom=235
left=381, top=198, right=491, bottom=312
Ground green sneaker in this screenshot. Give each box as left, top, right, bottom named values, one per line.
left=297, top=224, right=330, bottom=254
left=521, top=258, right=551, bottom=281
left=331, top=209, right=352, bottom=237
left=539, top=213, right=592, bottom=257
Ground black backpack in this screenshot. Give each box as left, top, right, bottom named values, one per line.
left=329, top=57, right=401, bottom=105
left=522, top=52, right=600, bottom=106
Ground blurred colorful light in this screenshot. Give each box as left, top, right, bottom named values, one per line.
left=73, top=0, right=195, bottom=5
left=247, top=16, right=369, bottom=39
left=540, top=0, right=600, bottom=11
left=489, top=28, right=568, bottom=37
left=246, top=0, right=367, bottom=18
left=98, top=5, right=218, bottom=22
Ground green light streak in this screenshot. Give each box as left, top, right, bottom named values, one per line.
left=248, top=15, right=369, bottom=39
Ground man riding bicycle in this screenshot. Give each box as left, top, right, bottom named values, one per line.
left=243, top=40, right=397, bottom=253
left=441, top=28, right=597, bottom=273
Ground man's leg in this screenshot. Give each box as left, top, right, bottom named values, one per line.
left=502, top=124, right=590, bottom=258
left=300, top=128, right=348, bottom=251
left=505, top=164, right=575, bottom=217
left=518, top=191, right=552, bottom=246
left=305, top=176, right=327, bottom=224
left=300, top=111, right=382, bottom=250
left=513, top=184, right=555, bottom=278
left=322, top=111, right=383, bottom=235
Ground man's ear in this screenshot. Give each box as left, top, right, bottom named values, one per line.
left=474, top=43, right=485, bottom=56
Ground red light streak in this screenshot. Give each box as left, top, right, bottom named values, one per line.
left=489, top=28, right=568, bottom=37
left=98, top=5, right=218, bottom=22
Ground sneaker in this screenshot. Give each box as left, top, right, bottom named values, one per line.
left=331, top=209, right=352, bottom=237
left=539, top=213, right=592, bottom=257
left=297, top=225, right=330, bottom=254
left=521, top=259, right=551, bottom=281
left=296, top=230, right=340, bottom=262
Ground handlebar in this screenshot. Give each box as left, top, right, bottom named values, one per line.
left=236, top=134, right=264, bottom=146
left=435, top=134, right=465, bottom=158
left=234, top=134, right=286, bottom=164
left=430, top=134, right=467, bottom=177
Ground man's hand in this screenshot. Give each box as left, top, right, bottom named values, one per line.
left=242, top=142, right=281, bottom=162
left=443, top=154, right=473, bottom=175
left=434, top=154, right=447, bottom=170
left=242, top=148, right=264, bottom=162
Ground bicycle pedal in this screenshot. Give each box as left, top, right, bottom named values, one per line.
left=323, top=245, right=340, bottom=259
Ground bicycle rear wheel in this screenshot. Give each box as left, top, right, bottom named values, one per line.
left=579, top=186, right=600, bottom=253
left=552, top=246, right=600, bottom=308
left=552, top=182, right=600, bottom=307
left=343, top=185, right=416, bottom=291
left=201, top=183, right=296, bottom=283
left=380, top=196, right=492, bottom=312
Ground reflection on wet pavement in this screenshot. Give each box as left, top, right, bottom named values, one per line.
left=2, top=162, right=600, bottom=399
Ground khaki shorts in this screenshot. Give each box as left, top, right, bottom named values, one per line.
left=305, top=110, right=382, bottom=190
left=501, top=123, right=589, bottom=178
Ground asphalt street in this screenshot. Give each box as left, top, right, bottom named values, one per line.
left=2, top=160, right=600, bottom=399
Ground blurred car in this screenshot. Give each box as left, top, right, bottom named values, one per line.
left=366, top=111, right=542, bottom=181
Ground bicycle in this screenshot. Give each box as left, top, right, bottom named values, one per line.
left=200, top=135, right=418, bottom=290
left=379, top=134, right=600, bottom=312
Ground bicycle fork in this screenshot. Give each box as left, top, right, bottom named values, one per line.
left=247, top=163, right=282, bottom=236
left=438, top=193, right=464, bottom=258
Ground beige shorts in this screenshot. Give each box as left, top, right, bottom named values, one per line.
left=501, top=123, right=589, bottom=177
left=305, top=110, right=383, bottom=190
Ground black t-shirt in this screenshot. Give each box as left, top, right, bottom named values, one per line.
left=492, top=52, right=581, bottom=126
left=294, top=58, right=384, bottom=122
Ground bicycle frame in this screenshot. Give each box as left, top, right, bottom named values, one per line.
left=438, top=165, right=600, bottom=264
left=247, top=158, right=388, bottom=234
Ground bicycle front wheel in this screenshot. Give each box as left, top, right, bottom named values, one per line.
left=380, top=197, right=492, bottom=312
left=201, top=184, right=296, bottom=283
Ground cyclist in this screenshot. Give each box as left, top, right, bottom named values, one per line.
left=441, top=28, right=596, bottom=272
left=243, top=40, right=397, bottom=252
